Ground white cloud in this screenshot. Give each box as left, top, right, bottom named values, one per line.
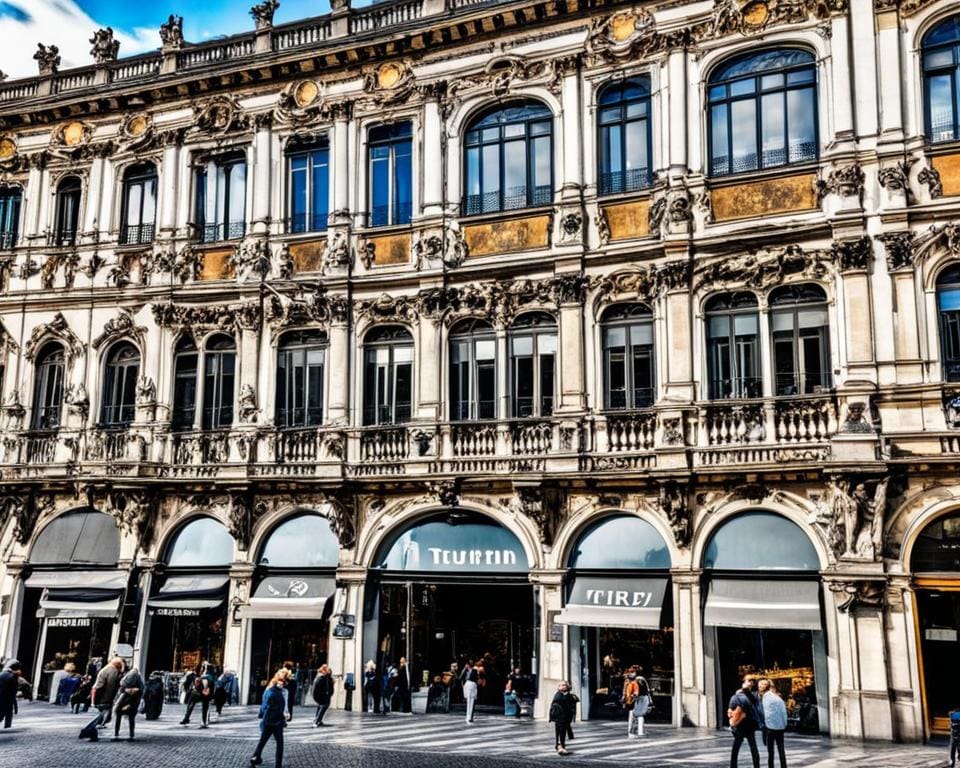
left=0, top=0, right=158, bottom=79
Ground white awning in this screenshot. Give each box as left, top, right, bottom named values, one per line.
left=240, top=576, right=335, bottom=620
left=38, top=592, right=122, bottom=619
left=157, top=575, right=229, bottom=594
left=555, top=604, right=662, bottom=630
left=704, top=579, right=821, bottom=630
left=147, top=574, right=229, bottom=610
left=26, top=570, right=128, bottom=590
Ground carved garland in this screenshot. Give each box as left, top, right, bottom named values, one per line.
left=24, top=312, right=84, bottom=362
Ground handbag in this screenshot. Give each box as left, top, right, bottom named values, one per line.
left=727, top=705, right=746, bottom=728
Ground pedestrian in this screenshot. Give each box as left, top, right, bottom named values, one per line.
left=759, top=678, right=787, bottom=768
left=282, top=662, right=298, bottom=720
left=950, top=707, right=960, bottom=768
left=71, top=675, right=93, bottom=714
left=56, top=663, right=81, bottom=706
left=180, top=662, right=214, bottom=728
left=463, top=664, right=479, bottom=724
left=220, top=667, right=240, bottom=707
left=250, top=672, right=289, bottom=768
left=362, top=660, right=380, bottom=714
left=215, top=667, right=235, bottom=717
left=627, top=666, right=652, bottom=739
left=548, top=680, right=577, bottom=756
left=79, top=657, right=124, bottom=741
left=396, top=657, right=412, bottom=714
left=311, top=664, right=334, bottom=727
left=112, top=667, right=143, bottom=741
left=142, top=671, right=164, bottom=720
left=381, top=659, right=397, bottom=715
left=728, top=676, right=762, bottom=768
left=0, top=660, right=21, bottom=729
left=180, top=668, right=195, bottom=704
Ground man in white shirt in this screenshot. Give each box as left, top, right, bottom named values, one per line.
left=758, top=678, right=788, bottom=768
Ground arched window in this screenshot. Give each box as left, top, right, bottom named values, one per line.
left=119, top=163, right=157, bottom=245
left=0, top=185, right=21, bottom=249
left=165, top=517, right=234, bottom=568
left=911, top=510, right=960, bottom=572
left=464, top=101, right=553, bottom=215
left=54, top=176, right=82, bottom=247
left=172, top=337, right=198, bottom=431
left=449, top=319, right=496, bottom=421
left=601, top=304, right=654, bottom=409
left=32, top=343, right=65, bottom=430
left=203, top=335, right=236, bottom=429
left=769, top=284, right=831, bottom=396
left=703, top=511, right=819, bottom=570
left=276, top=330, right=327, bottom=428
left=287, top=137, right=329, bottom=233
left=29, top=509, right=120, bottom=565
left=259, top=513, right=340, bottom=568
left=368, top=122, right=412, bottom=228
left=509, top=312, right=556, bottom=418
left=570, top=515, right=670, bottom=569
left=938, top=264, right=960, bottom=381
left=100, top=342, right=140, bottom=426
left=363, top=326, right=413, bottom=425
left=597, top=79, right=652, bottom=196
left=708, top=49, right=817, bottom=176
left=705, top=293, right=760, bottom=399
left=923, top=16, right=960, bottom=143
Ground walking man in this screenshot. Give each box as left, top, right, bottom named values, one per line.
left=112, top=667, right=144, bottom=741
left=79, top=657, right=124, bottom=741
left=282, top=662, right=298, bottom=721
left=759, top=679, right=787, bottom=768
left=728, top=676, right=761, bottom=768
left=463, top=664, right=479, bottom=724
left=0, top=660, right=21, bottom=729
left=251, top=672, right=289, bottom=768
left=311, top=665, right=333, bottom=727
left=180, top=662, right=215, bottom=728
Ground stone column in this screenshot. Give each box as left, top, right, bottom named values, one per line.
left=885, top=576, right=924, bottom=742
left=839, top=256, right=876, bottom=378
left=132, top=564, right=154, bottom=673
left=496, top=327, right=509, bottom=421
left=849, top=0, right=878, bottom=140
left=417, top=316, right=441, bottom=421
left=422, top=99, right=444, bottom=218
left=890, top=270, right=922, bottom=384
left=875, top=9, right=903, bottom=141
left=332, top=106, right=351, bottom=225
left=327, top=304, right=350, bottom=425
left=22, top=165, right=43, bottom=241
left=557, top=300, right=585, bottom=413
left=559, top=61, right=583, bottom=197
left=158, top=142, right=180, bottom=237
left=225, top=563, right=254, bottom=698
left=83, top=157, right=104, bottom=236
left=672, top=570, right=706, bottom=727
left=1, top=563, right=24, bottom=660
left=663, top=286, right=694, bottom=401
left=36, top=169, right=52, bottom=244
left=666, top=48, right=687, bottom=175
left=830, top=13, right=855, bottom=143
left=530, top=569, right=565, bottom=719
left=251, top=119, right=272, bottom=234
left=332, top=563, right=366, bottom=710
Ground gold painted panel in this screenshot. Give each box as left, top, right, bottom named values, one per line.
left=463, top=215, right=551, bottom=257
left=601, top=200, right=650, bottom=241
left=711, top=173, right=817, bottom=221
left=369, top=234, right=410, bottom=266
left=932, top=153, right=960, bottom=197
left=198, top=249, right=235, bottom=281
left=290, top=239, right=326, bottom=273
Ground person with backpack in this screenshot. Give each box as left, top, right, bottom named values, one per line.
left=728, top=676, right=762, bottom=768
left=180, top=662, right=215, bottom=728
left=112, top=667, right=143, bottom=741
left=548, top=680, right=577, bottom=756
left=625, top=666, right=652, bottom=738
left=311, top=664, right=334, bottom=727
left=251, top=672, right=289, bottom=768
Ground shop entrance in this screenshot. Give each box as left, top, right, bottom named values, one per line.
left=146, top=607, right=226, bottom=673
left=915, top=589, right=960, bottom=735
left=249, top=618, right=329, bottom=704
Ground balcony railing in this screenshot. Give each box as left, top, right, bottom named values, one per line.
left=201, top=222, right=246, bottom=243
left=119, top=223, right=155, bottom=246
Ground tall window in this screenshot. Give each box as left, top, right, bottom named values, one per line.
left=923, top=16, right=960, bottom=143
left=601, top=304, right=654, bottom=409
left=464, top=101, right=553, bottom=215
left=708, top=49, right=817, bottom=176
left=368, top=123, right=412, bottom=228
left=100, top=342, right=140, bottom=426
left=598, top=79, right=652, bottom=196
left=203, top=335, right=236, bottom=429
left=119, top=164, right=157, bottom=245
left=938, top=265, right=960, bottom=382
left=705, top=293, right=760, bottom=399
left=509, top=312, right=556, bottom=418
left=0, top=186, right=21, bottom=249
left=363, top=327, right=413, bottom=425
left=54, top=176, right=82, bottom=247
left=770, top=284, right=831, bottom=396
left=276, top=330, right=326, bottom=428
left=195, top=154, right=246, bottom=243
left=449, top=319, right=496, bottom=421
left=32, top=344, right=65, bottom=430
left=172, top=337, right=198, bottom=431
left=288, top=140, right=329, bottom=233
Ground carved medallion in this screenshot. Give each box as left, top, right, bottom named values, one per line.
left=377, top=62, right=405, bottom=90
left=62, top=121, right=88, bottom=147
left=610, top=12, right=638, bottom=41
left=0, top=136, right=16, bottom=161
left=125, top=114, right=149, bottom=137
left=741, top=0, right=770, bottom=28
left=294, top=80, right=320, bottom=108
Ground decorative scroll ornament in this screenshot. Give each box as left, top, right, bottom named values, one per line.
left=832, top=236, right=873, bottom=272
left=274, top=80, right=327, bottom=126
left=830, top=579, right=886, bottom=612
left=228, top=491, right=254, bottom=551
left=694, top=243, right=830, bottom=291
left=877, top=160, right=911, bottom=193
left=51, top=121, right=94, bottom=151
left=324, top=491, right=357, bottom=548
left=585, top=9, right=656, bottom=64
left=361, top=61, right=416, bottom=107
left=815, top=163, right=865, bottom=201
left=118, top=114, right=154, bottom=150
left=659, top=481, right=691, bottom=548
left=24, top=312, right=83, bottom=362
left=413, top=222, right=469, bottom=269
left=238, top=384, right=259, bottom=423
left=192, top=95, right=249, bottom=135
left=159, top=14, right=184, bottom=50
left=92, top=309, right=147, bottom=350
left=876, top=231, right=915, bottom=272
left=322, top=230, right=351, bottom=272
left=90, top=27, right=120, bottom=64
left=3, top=491, right=54, bottom=546
left=0, top=134, right=19, bottom=173
left=232, top=239, right=272, bottom=282
left=151, top=301, right=261, bottom=333
left=705, top=0, right=846, bottom=39
left=34, top=43, right=60, bottom=76
left=446, top=55, right=566, bottom=105
left=595, top=209, right=611, bottom=246
left=265, top=285, right=348, bottom=334
left=593, top=261, right=692, bottom=302
left=357, top=293, right=419, bottom=324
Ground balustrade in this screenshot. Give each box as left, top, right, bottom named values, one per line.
left=605, top=412, right=656, bottom=452
left=350, top=0, right=424, bottom=33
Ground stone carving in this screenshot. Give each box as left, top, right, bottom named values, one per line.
left=877, top=231, right=915, bottom=272
left=91, top=309, right=146, bottom=351
left=265, top=284, right=348, bottom=333
left=324, top=491, right=357, bottom=548
left=560, top=212, right=582, bottom=237
left=428, top=479, right=460, bottom=508
left=4, top=491, right=53, bottom=546
left=108, top=257, right=131, bottom=289
left=24, top=312, right=84, bottom=363
left=232, top=239, right=272, bottom=281
left=695, top=189, right=714, bottom=224
left=356, top=293, right=419, bottom=324
left=274, top=81, right=329, bottom=126
left=830, top=580, right=886, bottom=612
left=34, top=44, right=60, bottom=76
left=446, top=55, right=569, bottom=106
left=705, top=0, right=845, bottom=39
left=136, top=376, right=156, bottom=405
left=238, top=384, right=259, bottom=423
left=944, top=390, right=960, bottom=428
left=648, top=196, right=667, bottom=234
left=64, top=384, right=89, bottom=419
left=50, top=122, right=94, bottom=152
left=832, top=236, right=873, bottom=272
left=275, top=242, right=294, bottom=279
left=90, top=27, right=120, bottom=64
left=359, top=61, right=417, bottom=107
left=917, top=164, right=943, bottom=199
left=358, top=240, right=376, bottom=270
left=250, top=0, right=279, bottom=29
left=323, top=230, right=351, bottom=272
left=660, top=417, right=684, bottom=447
left=192, top=95, right=249, bottom=135
left=659, top=481, right=691, bottom=548
left=694, top=243, right=830, bottom=291
left=159, top=15, right=184, bottom=50
left=414, top=223, right=469, bottom=269
left=62, top=252, right=80, bottom=289
left=595, top=209, right=611, bottom=246
left=323, top=431, right=345, bottom=459
left=152, top=301, right=261, bottom=333
left=585, top=9, right=657, bottom=65
left=501, top=484, right=563, bottom=547
left=841, top=401, right=874, bottom=433
left=878, top=161, right=910, bottom=193
left=816, top=163, right=865, bottom=200
left=4, top=390, right=24, bottom=430
left=83, top=253, right=106, bottom=280
left=823, top=476, right=888, bottom=560
left=229, top=492, right=254, bottom=551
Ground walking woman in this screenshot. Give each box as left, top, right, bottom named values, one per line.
left=112, top=667, right=143, bottom=741
left=548, top=681, right=577, bottom=756
left=311, top=664, right=334, bottom=727
left=251, top=672, right=288, bottom=768
left=463, top=665, right=479, bottom=724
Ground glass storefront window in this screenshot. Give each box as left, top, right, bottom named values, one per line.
left=259, top=514, right=339, bottom=568
left=703, top=511, right=819, bottom=570
left=165, top=517, right=234, bottom=567
left=911, top=511, right=960, bottom=572
left=570, top=515, right=670, bottom=569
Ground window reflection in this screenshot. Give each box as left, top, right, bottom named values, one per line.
left=570, top=515, right=670, bottom=569
left=703, top=512, right=819, bottom=570
left=166, top=517, right=234, bottom=567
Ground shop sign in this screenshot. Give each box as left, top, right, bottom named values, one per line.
left=47, top=617, right=91, bottom=628
left=926, top=627, right=958, bottom=642
left=567, top=577, right=666, bottom=610
left=155, top=607, right=201, bottom=617
left=377, top=520, right=529, bottom=573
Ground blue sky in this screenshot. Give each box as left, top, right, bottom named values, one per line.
left=0, top=0, right=341, bottom=78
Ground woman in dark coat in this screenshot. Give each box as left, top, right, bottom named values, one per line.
left=548, top=680, right=578, bottom=755
left=142, top=671, right=164, bottom=720
left=311, top=664, right=334, bottom=727
left=112, top=667, right=144, bottom=740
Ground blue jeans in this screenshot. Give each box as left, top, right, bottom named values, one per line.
left=254, top=723, right=284, bottom=768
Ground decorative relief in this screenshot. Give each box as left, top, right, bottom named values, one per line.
left=159, top=14, right=184, bottom=50
left=830, top=580, right=886, bottom=612
left=930, top=153, right=960, bottom=197
left=918, top=163, right=943, bottom=199
left=51, top=121, right=94, bottom=151
left=815, top=163, right=865, bottom=201
left=250, top=0, right=279, bottom=29
left=322, top=229, right=351, bottom=273
left=832, top=236, right=873, bottom=272
left=324, top=490, right=357, bottom=548
left=413, top=222, right=469, bottom=269
left=840, top=400, right=874, bottom=433
left=238, top=384, right=259, bottom=423
left=0, top=135, right=19, bottom=173
left=361, top=61, right=416, bottom=107
left=876, top=231, right=915, bottom=272
left=500, top=483, right=564, bottom=547
left=24, top=312, right=83, bottom=362
left=89, top=27, right=120, bottom=64
left=463, top=214, right=551, bottom=257
left=585, top=9, right=656, bottom=64
left=64, top=384, right=89, bottom=419
left=151, top=301, right=261, bottom=333
left=878, top=160, right=910, bottom=193
left=2, top=491, right=54, bottom=546
left=192, top=95, right=249, bottom=135
left=593, top=262, right=691, bottom=302
left=118, top=114, right=154, bottom=150
left=91, top=309, right=146, bottom=350
left=820, top=475, right=888, bottom=561
left=707, top=0, right=846, bottom=38
left=265, top=285, right=348, bottom=333
left=446, top=54, right=570, bottom=106
left=595, top=209, right=611, bottom=246
left=274, top=81, right=337, bottom=126
left=231, top=239, right=272, bottom=282
left=136, top=376, right=156, bottom=405
left=658, top=481, right=691, bottom=549
left=34, top=43, right=60, bottom=76
left=694, top=243, right=831, bottom=291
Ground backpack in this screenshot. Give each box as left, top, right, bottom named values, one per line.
left=621, top=679, right=639, bottom=709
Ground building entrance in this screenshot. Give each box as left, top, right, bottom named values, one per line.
left=916, top=588, right=960, bottom=734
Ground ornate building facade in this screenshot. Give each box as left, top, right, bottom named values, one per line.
left=0, top=0, right=958, bottom=744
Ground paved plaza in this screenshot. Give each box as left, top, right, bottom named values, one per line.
left=1, top=701, right=950, bottom=768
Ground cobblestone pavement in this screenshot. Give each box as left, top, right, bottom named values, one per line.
left=2, top=700, right=949, bottom=768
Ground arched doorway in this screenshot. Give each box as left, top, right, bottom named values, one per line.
left=145, top=517, right=233, bottom=677
left=366, top=510, right=533, bottom=714
left=701, top=511, right=826, bottom=734
left=20, top=509, right=123, bottom=699
left=244, top=513, right=339, bottom=703
left=557, top=514, right=674, bottom=722
left=910, top=510, right=960, bottom=735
